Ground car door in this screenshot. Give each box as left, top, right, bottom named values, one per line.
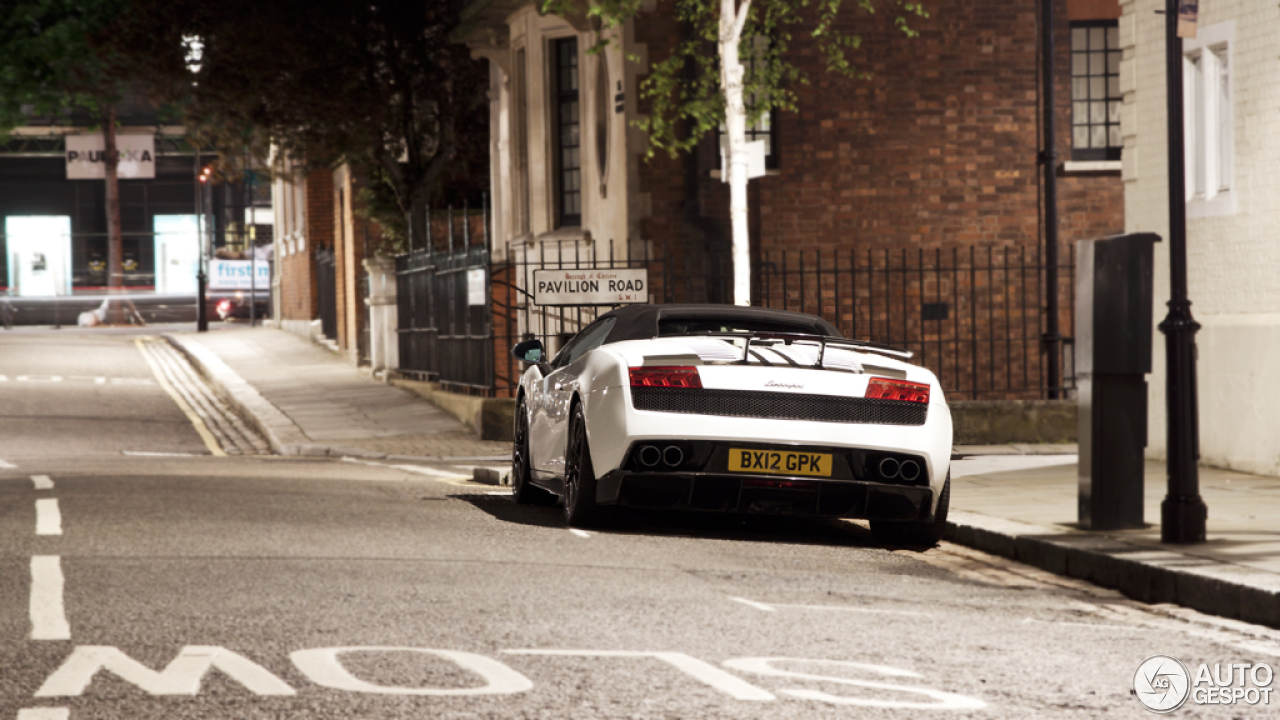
left=531, top=317, right=617, bottom=479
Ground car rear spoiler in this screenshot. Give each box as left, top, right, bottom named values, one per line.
left=684, top=332, right=914, bottom=364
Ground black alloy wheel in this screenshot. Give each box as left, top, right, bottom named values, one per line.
left=871, top=473, right=950, bottom=547
left=511, top=397, right=555, bottom=505
left=563, top=404, right=601, bottom=527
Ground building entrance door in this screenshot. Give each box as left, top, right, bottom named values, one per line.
left=153, top=215, right=200, bottom=294
left=5, top=216, right=72, bottom=297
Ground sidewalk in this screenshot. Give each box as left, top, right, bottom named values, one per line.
left=168, top=325, right=1280, bottom=629
left=949, top=452, right=1280, bottom=629
left=166, top=326, right=510, bottom=460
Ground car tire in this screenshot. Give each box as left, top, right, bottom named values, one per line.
left=563, top=403, right=602, bottom=527
left=511, top=397, right=555, bottom=505
left=871, top=474, right=950, bottom=548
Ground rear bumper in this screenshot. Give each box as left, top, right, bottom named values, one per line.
left=596, top=470, right=934, bottom=521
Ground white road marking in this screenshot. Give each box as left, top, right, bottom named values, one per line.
left=503, top=649, right=775, bottom=701
left=484, top=490, right=513, bottom=496
left=36, top=499, right=62, bottom=536
left=342, top=458, right=471, bottom=483
left=17, top=709, right=70, bottom=720
left=16, top=375, right=63, bottom=383
left=36, top=646, right=296, bottom=697
left=0, top=458, right=17, bottom=469
left=291, top=647, right=532, bottom=696
left=730, top=597, right=928, bottom=618
left=31, top=475, right=54, bottom=490
left=724, top=657, right=986, bottom=709
left=568, top=529, right=591, bottom=538
left=30, top=557, right=71, bottom=641
left=730, top=597, right=777, bottom=612
left=121, top=451, right=198, bottom=458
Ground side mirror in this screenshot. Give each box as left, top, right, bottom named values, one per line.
left=512, top=338, right=544, bottom=364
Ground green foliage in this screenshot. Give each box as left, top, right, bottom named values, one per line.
left=150, top=0, right=490, bottom=251
left=542, top=0, right=927, bottom=159
left=0, top=0, right=135, bottom=134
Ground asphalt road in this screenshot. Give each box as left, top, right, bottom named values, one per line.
left=2, top=328, right=1278, bottom=719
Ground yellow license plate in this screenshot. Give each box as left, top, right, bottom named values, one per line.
left=728, top=448, right=833, bottom=477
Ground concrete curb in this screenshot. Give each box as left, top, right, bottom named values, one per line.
left=391, top=377, right=515, bottom=441
left=945, top=510, right=1280, bottom=629
left=165, top=334, right=319, bottom=456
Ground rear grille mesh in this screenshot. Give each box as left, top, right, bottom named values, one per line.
left=631, top=387, right=928, bottom=426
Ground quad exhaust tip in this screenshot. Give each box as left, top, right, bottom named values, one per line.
left=878, top=457, right=901, bottom=480
left=899, top=459, right=921, bottom=483
left=662, top=445, right=684, bottom=467
left=637, top=444, right=685, bottom=468
left=638, top=445, right=661, bottom=467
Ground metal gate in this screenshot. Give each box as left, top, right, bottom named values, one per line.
left=396, top=244, right=493, bottom=392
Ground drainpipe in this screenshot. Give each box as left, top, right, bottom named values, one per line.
left=1040, top=0, right=1062, bottom=399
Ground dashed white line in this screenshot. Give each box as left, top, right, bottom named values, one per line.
left=30, top=556, right=71, bottom=640
left=36, top=499, right=62, bottom=536
left=121, top=451, right=198, bottom=457
left=18, top=709, right=70, bottom=720
left=730, top=596, right=929, bottom=617
left=32, top=475, right=54, bottom=490
left=730, top=597, right=777, bottom=612
left=341, top=458, right=472, bottom=483
left=568, top=529, right=591, bottom=539
left=0, top=457, right=17, bottom=469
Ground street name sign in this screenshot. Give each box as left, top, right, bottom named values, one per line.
left=533, top=268, right=647, bottom=306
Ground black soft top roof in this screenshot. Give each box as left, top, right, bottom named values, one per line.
left=600, top=303, right=841, bottom=344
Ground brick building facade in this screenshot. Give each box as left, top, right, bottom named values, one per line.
left=272, top=164, right=333, bottom=334
left=1121, top=0, right=1280, bottom=477
left=454, top=0, right=1125, bottom=398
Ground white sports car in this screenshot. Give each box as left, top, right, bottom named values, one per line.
left=510, top=304, right=953, bottom=545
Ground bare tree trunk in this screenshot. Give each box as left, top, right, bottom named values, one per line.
left=720, top=0, right=752, bottom=306
left=103, top=104, right=123, bottom=292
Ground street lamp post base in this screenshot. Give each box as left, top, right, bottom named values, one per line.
left=1161, top=494, right=1207, bottom=543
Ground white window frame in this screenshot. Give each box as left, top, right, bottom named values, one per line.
left=1183, top=20, right=1235, bottom=218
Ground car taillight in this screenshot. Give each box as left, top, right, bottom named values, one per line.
left=866, top=377, right=930, bottom=404
left=629, top=366, right=702, bottom=389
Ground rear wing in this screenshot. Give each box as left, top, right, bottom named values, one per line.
left=677, top=331, right=913, bottom=364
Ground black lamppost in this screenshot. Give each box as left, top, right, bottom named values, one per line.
left=1160, top=0, right=1206, bottom=543
left=196, top=149, right=208, bottom=332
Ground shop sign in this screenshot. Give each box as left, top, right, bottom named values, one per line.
left=66, top=135, right=156, bottom=179
left=209, top=259, right=270, bottom=290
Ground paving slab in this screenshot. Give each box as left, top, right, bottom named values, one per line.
left=166, top=326, right=509, bottom=460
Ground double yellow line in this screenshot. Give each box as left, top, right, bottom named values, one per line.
left=135, top=336, right=226, bottom=457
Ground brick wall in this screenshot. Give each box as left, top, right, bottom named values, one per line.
left=633, top=0, right=1123, bottom=276
left=278, top=167, right=333, bottom=322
